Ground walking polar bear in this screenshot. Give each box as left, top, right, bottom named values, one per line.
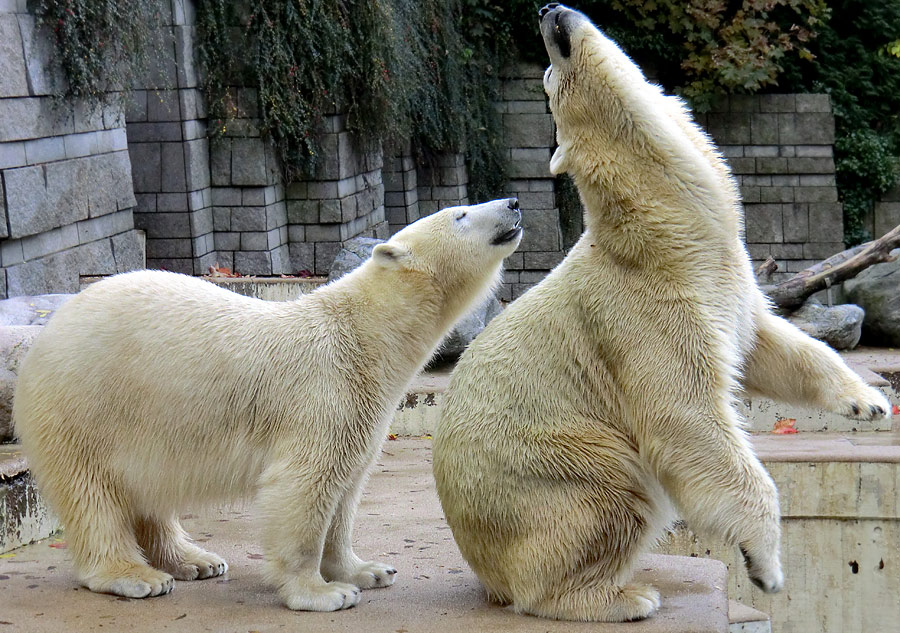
left=433, top=4, right=890, bottom=623
left=14, top=198, right=522, bottom=611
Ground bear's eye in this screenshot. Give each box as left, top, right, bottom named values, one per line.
left=456, top=212, right=467, bottom=221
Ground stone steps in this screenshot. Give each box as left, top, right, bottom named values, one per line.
left=0, top=443, right=59, bottom=553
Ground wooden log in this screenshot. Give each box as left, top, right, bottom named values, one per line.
left=762, top=224, right=900, bottom=310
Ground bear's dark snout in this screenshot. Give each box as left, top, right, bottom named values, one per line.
left=539, top=4, right=575, bottom=59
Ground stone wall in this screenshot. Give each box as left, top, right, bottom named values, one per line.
left=497, top=65, right=562, bottom=300
left=697, top=94, right=844, bottom=280
left=0, top=1, right=144, bottom=298
left=872, top=183, right=900, bottom=240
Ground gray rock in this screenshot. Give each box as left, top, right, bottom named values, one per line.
left=787, top=300, right=864, bottom=350
left=844, top=255, right=900, bottom=346
left=432, top=292, right=502, bottom=363
left=327, top=237, right=383, bottom=282
left=0, top=294, right=74, bottom=326
left=0, top=325, right=41, bottom=441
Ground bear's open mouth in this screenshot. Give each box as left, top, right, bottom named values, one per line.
left=492, top=226, right=523, bottom=245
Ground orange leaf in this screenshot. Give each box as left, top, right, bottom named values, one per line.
left=387, top=434, right=398, bottom=441
left=892, top=405, right=899, bottom=417
left=48, top=542, right=67, bottom=549
left=772, top=418, right=798, bottom=434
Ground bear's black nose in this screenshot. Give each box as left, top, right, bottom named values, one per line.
left=539, top=3, right=560, bottom=18
left=508, top=198, right=519, bottom=211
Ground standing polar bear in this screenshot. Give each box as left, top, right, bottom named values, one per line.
left=433, top=4, right=890, bottom=623
left=14, top=198, right=522, bottom=611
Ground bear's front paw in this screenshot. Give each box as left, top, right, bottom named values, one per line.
left=835, top=384, right=891, bottom=421
left=281, top=579, right=361, bottom=611
left=170, top=548, right=228, bottom=581
left=85, top=565, right=175, bottom=598
left=740, top=546, right=784, bottom=594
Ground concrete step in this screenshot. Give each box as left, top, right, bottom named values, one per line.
left=0, top=439, right=734, bottom=632
left=729, top=600, right=771, bottom=633
left=0, top=443, right=59, bottom=554
left=657, top=431, right=900, bottom=633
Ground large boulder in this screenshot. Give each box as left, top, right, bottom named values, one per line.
left=0, top=326, right=42, bottom=441
left=328, top=237, right=503, bottom=362
left=0, top=294, right=74, bottom=326
left=328, top=238, right=384, bottom=282
left=787, top=301, right=864, bottom=351
left=844, top=256, right=900, bottom=346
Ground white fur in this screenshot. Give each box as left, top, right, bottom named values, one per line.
left=14, top=199, right=522, bottom=610
left=432, top=6, right=889, bottom=623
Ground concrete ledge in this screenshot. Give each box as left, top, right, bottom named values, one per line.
left=1, top=444, right=60, bottom=553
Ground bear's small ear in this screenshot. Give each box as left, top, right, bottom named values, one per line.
left=373, top=242, right=409, bottom=267
left=549, top=146, right=568, bottom=175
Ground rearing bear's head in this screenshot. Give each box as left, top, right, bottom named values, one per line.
left=538, top=4, right=654, bottom=176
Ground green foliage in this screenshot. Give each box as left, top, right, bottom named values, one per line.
left=779, top=0, right=900, bottom=244
left=36, top=0, right=165, bottom=104
left=197, top=0, right=511, bottom=198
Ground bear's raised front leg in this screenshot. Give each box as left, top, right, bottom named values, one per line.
left=257, top=458, right=361, bottom=611
left=650, top=403, right=783, bottom=593
left=743, top=310, right=890, bottom=420
left=136, top=515, right=227, bottom=581
left=320, top=459, right=397, bottom=590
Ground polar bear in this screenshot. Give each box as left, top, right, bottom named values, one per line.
left=432, top=5, right=891, bottom=623
left=14, top=198, right=522, bottom=611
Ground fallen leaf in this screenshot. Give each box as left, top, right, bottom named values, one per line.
left=387, top=434, right=398, bottom=441
left=0, top=554, right=15, bottom=559
left=892, top=405, right=899, bottom=416
left=48, top=542, right=67, bottom=549
left=772, top=418, right=798, bottom=434
left=207, top=264, right=241, bottom=278
left=247, top=553, right=264, bottom=560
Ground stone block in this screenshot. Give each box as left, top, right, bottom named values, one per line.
left=740, top=186, right=760, bottom=203
left=744, top=203, right=783, bottom=243
left=147, top=238, right=192, bottom=259
left=755, top=157, right=788, bottom=174
left=0, top=141, right=26, bottom=169
left=211, top=187, right=241, bottom=206
left=161, top=142, right=187, bottom=192
left=111, top=229, right=145, bottom=272
left=706, top=113, right=752, bottom=145
left=155, top=192, right=188, bottom=213
left=5, top=162, right=91, bottom=238
left=727, top=157, right=755, bottom=174
left=210, top=137, right=231, bottom=186
left=803, top=242, right=845, bottom=259
left=502, top=78, right=545, bottom=101
left=795, top=93, right=831, bottom=113
left=807, top=202, right=843, bottom=243
left=771, top=175, right=800, bottom=186
left=520, top=208, right=561, bottom=252
left=728, top=94, right=759, bottom=112
left=192, top=233, right=213, bottom=258
left=319, top=198, right=342, bottom=223
left=266, top=227, right=283, bottom=250
left=778, top=145, right=797, bottom=157
left=20, top=223, right=78, bottom=260
left=174, top=26, right=198, bottom=88
left=231, top=138, right=268, bottom=185
left=129, top=142, right=162, bottom=193
left=126, top=121, right=183, bottom=143
left=523, top=251, right=564, bottom=269
left=0, top=15, right=28, bottom=98
left=240, top=231, right=267, bottom=251
left=289, top=242, right=314, bottom=273
left=231, top=207, right=267, bottom=232
left=744, top=145, right=778, bottom=158
left=799, top=174, right=836, bottom=187
left=0, top=239, right=24, bottom=266
left=786, top=157, right=835, bottom=174
left=306, top=224, right=341, bottom=242
left=503, top=113, right=554, bottom=148
left=194, top=250, right=218, bottom=276
left=874, top=202, right=900, bottom=239
left=759, top=94, right=796, bottom=113
left=779, top=113, right=835, bottom=145
left=796, top=145, right=832, bottom=158
left=782, top=203, right=809, bottom=242
left=794, top=186, right=838, bottom=203
left=287, top=199, right=319, bottom=225
left=314, top=241, right=341, bottom=275
left=16, top=15, right=63, bottom=97
left=184, top=138, right=210, bottom=190
left=760, top=187, right=794, bottom=203
left=308, top=180, right=338, bottom=200
left=140, top=212, right=190, bottom=238
left=214, top=231, right=240, bottom=251
left=0, top=97, right=72, bottom=142
left=75, top=210, right=132, bottom=243
left=233, top=251, right=271, bottom=275
left=750, top=113, right=779, bottom=145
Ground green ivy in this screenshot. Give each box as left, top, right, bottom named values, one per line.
left=196, top=0, right=511, bottom=199
left=36, top=0, right=166, bottom=104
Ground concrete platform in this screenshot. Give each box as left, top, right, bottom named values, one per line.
left=0, top=444, right=59, bottom=553
left=0, top=440, right=735, bottom=633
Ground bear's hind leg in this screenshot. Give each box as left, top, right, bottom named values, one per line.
left=743, top=310, right=890, bottom=420
left=136, top=515, right=227, bottom=581
left=528, top=575, right=661, bottom=622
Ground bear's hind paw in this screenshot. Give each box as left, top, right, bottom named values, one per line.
left=85, top=565, right=174, bottom=598
left=280, top=579, right=361, bottom=611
